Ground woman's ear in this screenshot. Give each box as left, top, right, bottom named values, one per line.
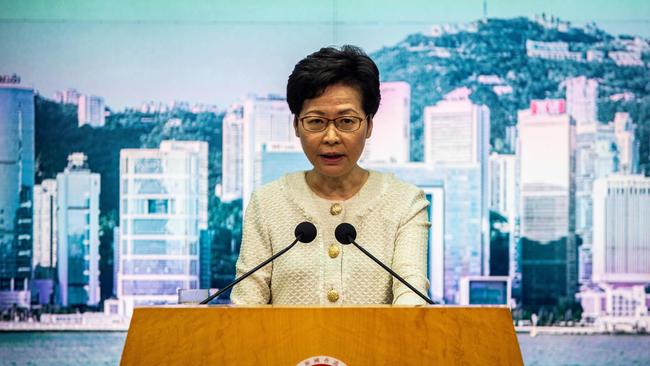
left=293, top=116, right=300, bottom=137
left=365, top=114, right=373, bottom=139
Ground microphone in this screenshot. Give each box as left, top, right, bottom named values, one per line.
left=200, top=221, right=317, bottom=304
left=334, top=223, right=435, bottom=305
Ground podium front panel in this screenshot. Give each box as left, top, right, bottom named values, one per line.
left=121, top=305, right=523, bottom=365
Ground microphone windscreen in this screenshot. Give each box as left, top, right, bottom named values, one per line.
left=335, top=223, right=356, bottom=245
left=295, top=221, right=317, bottom=243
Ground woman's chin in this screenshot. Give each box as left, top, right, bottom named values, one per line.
left=314, top=165, right=351, bottom=178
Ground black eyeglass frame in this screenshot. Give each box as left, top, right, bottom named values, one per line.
left=298, top=114, right=372, bottom=133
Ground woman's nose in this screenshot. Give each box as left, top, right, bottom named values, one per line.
left=322, top=123, right=340, bottom=143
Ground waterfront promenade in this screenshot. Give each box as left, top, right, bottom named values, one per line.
left=1, top=318, right=647, bottom=335
left=0, top=313, right=129, bottom=332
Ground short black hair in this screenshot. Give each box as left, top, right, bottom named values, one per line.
left=286, top=45, right=380, bottom=117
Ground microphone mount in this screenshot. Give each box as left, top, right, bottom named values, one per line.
left=335, top=223, right=435, bottom=305
left=200, top=221, right=317, bottom=304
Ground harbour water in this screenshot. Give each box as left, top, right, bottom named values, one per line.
left=0, top=332, right=649, bottom=365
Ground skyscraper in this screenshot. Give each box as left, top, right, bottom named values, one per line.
left=221, top=104, right=244, bottom=202
left=242, top=96, right=294, bottom=209
left=517, top=99, right=577, bottom=309
left=33, top=179, right=58, bottom=271
left=64, top=89, right=80, bottom=105
left=361, top=81, right=410, bottom=164
left=423, top=87, right=490, bottom=280
left=565, top=76, right=614, bottom=283
left=488, top=153, right=519, bottom=281
left=56, top=153, right=101, bottom=306
left=566, top=76, right=619, bottom=285
left=613, top=112, right=639, bottom=174
left=32, top=179, right=58, bottom=305
left=579, top=174, right=650, bottom=323
left=575, top=121, right=618, bottom=284
left=592, top=175, right=650, bottom=284
left=0, top=79, right=34, bottom=310
left=78, top=94, right=106, bottom=127
left=118, top=141, right=208, bottom=315
left=489, top=153, right=517, bottom=223
left=423, top=87, right=490, bottom=166
left=566, top=76, right=598, bottom=125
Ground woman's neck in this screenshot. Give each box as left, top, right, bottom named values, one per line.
left=306, top=166, right=369, bottom=201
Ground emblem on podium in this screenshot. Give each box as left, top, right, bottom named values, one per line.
left=296, top=355, right=347, bottom=366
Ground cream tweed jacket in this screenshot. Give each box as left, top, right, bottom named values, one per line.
left=230, top=170, right=430, bottom=305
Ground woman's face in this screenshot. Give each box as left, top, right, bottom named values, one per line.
left=294, top=83, right=373, bottom=178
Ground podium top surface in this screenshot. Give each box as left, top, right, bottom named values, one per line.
left=122, top=305, right=523, bottom=366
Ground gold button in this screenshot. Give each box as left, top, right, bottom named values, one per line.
left=328, top=244, right=340, bottom=258
left=327, top=289, right=339, bottom=302
left=330, top=203, right=342, bottom=215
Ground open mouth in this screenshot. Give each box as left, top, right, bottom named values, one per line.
left=319, top=153, right=344, bottom=163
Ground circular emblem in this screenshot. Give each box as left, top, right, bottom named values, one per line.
left=296, top=355, right=347, bottom=366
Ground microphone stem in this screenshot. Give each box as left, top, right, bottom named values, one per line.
left=351, top=240, right=435, bottom=305
left=200, top=235, right=301, bottom=304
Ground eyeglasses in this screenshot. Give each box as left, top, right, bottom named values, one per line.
left=299, top=115, right=369, bottom=133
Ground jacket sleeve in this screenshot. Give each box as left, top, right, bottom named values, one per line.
left=391, top=189, right=431, bottom=305
left=230, top=191, right=273, bottom=304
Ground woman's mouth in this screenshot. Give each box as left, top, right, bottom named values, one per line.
left=320, top=153, right=344, bottom=164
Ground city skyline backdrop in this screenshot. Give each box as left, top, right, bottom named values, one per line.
left=1, top=0, right=649, bottom=325
left=1, top=3, right=649, bottom=364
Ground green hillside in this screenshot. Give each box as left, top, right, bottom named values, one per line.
left=371, top=17, right=650, bottom=172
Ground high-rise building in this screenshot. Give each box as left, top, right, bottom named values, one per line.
left=118, top=141, right=208, bottom=315
left=566, top=76, right=598, bottom=125
left=56, top=153, right=101, bottom=307
left=613, top=112, right=639, bottom=174
left=592, top=175, right=650, bottom=284
left=575, top=122, right=618, bottom=284
left=567, top=76, right=618, bottom=286
left=423, top=87, right=490, bottom=166
left=78, top=94, right=106, bottom=127
left=242, top=96, right=294, bottom=209
left=489, top=153, right=517, bottom=221
left=64, top=89, right=81, bottom=105
left=488, top=153, right=519, bottom=281
left=0, top=79, right=34, bottom=310
left=259, top=142, right=311, bottom=186
left=517, top=99, right=578, bottom=309
left=423, top=87, right=490, bottom=279
left=221, top=104, right=244, bottom=202
left=32, top=179, right=58, bottom=304
left=113, top=226, right=120, bottom=298
left=361, top=81, right=410, bottom=164
left=33, top=179, right=58, bottom=271
left=579, top=174, right=650, bottom=325
left=54, top=88, right=81, bottom=105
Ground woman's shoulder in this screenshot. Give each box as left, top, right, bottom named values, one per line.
left=250, top=171, right=304, bottom=203
left=371, top=170, right=424, bottom=198
left=355, top=171, right=428, bottom=222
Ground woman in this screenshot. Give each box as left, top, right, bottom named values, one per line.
left=230, top=45, right=430, bottom=305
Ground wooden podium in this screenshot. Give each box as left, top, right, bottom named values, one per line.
left=120, top=305, right=523, bottom=365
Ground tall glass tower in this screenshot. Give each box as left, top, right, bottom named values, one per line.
left=517, top=99, right=577, bottom=309
left=56, top=153, right=101, bottom=306
left=0, top=78, right=34, bottom=310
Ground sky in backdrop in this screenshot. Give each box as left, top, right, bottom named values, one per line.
left=1, top=0, right=649, bottom=110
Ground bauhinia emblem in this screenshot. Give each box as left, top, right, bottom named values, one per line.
left=296, top=355, right=348, bottom=366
